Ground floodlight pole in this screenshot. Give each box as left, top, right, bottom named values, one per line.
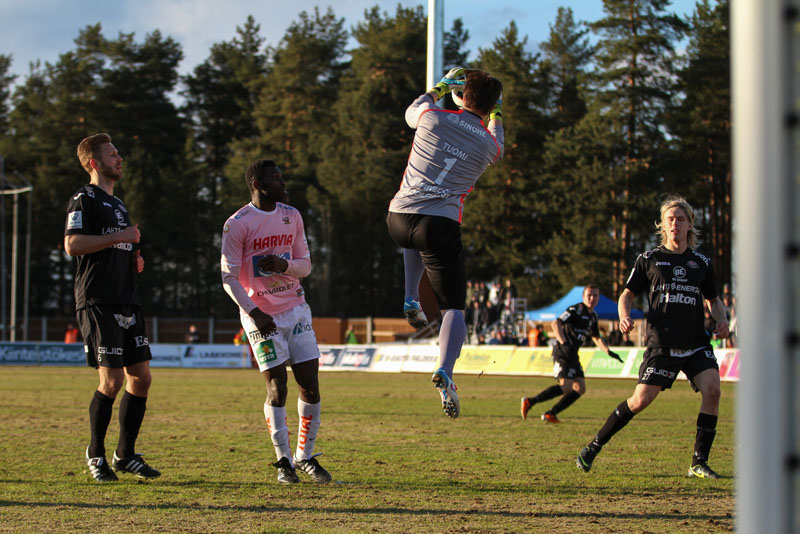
left=426, top=0, right=444, bottom=97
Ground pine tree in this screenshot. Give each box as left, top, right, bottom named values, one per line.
left=589, top=0, right=687, bottom=293
left=539, top=7, right=594, bottom=131
left=181, top=17, right=269, bottom=314
left=317, top=5, right=429, bottom=316
left=669, top=0, right=731, bottom=287
left=465, top=22, right=548, bottom=301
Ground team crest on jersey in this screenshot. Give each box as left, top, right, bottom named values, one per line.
left=67, top=211, right=83, bottom=230
left=282, top=217, right=290, bottom=224
left=687, top=260, right=699, bottom=269
left=86, top=187, right=95, bottom=198
left=447, top=113, right=460, bottom=124
left=223, top=224, right=230, bottom=233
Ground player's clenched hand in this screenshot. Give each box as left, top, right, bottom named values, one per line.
left=257, top=255, right=288, bottom=273
left=119, top=224, right=141, bottom=244
left=249, top=308, right=277, bottom=337
left=713, top=320, right=729, bottom=340
left=608, top=350, right=623, bottom=363
left=619, top=316, right=634, bottom=334
left=134, top=250, right=144, bottom=273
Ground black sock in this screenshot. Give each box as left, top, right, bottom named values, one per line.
left=692, top=413, right=718, bottom=466
left=88, top=390, right=115, bottom=458
left=549, top=390, right=581, bottom=415
left=116, top=391, right=147, bottom=459
left=592, top=400, right=636, bottom=448
left=531, top=385, right=563, bottom=404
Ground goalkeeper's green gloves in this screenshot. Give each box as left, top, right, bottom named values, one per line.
left=608, top=350, right=623, bottom=363
left=489, top=95, right=502, bottom=121
left=429, top=67, right=466, bottom=99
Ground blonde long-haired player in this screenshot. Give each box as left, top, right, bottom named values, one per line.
left=576, top=195, right=729, bottom=479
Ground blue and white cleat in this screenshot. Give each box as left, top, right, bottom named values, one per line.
left=403, top=297, right=428, bottom=329
left=431, top=368, right=460, bottom=418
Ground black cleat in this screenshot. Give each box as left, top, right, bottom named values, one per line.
left=273, top=457, right=300, bottom=484
left=687, top=462, right=720, bottom=479
left=577, top=445, right=600, bottom=472
left=112, top=452, right=161, bottom=479
left=86, top=447, right=118, bottom=482
left=294, top=453, right=332, bottom=484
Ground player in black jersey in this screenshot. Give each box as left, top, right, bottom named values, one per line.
left=65, top=133, right=160, bottom=482
left=576, top=196, right=729, bottom=479
left=520, top=285, right=623, bottom=423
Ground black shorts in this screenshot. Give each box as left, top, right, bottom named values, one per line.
left=386, top=211, right=466, bottom=310
left=637, top=346, right=719, bottom=390
left=554, top=356, right=584, bottom=380
left=77, top=304, right=152, bottom=369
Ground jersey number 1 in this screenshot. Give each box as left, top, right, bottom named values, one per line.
left=434, top=157, right=457, bottom=185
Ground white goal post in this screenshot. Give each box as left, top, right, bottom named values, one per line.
left=732, top=0, right=796, bottom=531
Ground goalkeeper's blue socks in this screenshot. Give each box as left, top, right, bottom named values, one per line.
left=438, top=309, right=466, bottom=377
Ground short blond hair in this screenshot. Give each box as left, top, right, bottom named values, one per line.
left=77, top=133, right=112, bottom=174
left=656, top=195, right=700, bottom=249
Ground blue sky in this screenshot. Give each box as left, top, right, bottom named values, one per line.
left=1, top=0, right=701, bottom=85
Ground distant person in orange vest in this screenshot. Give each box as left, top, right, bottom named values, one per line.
left=527, top=322, right=541, bottom=347
left=64, top=323, right=80, bottom=343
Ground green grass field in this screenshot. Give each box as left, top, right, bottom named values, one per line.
left=0, top=366, right=734, bottom=533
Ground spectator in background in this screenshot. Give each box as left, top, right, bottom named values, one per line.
left=527, top=322, right=541, bottom=347
left=185, top=324, right=200, bottom=344
left=234, top=327, right=256, bottom=369
left=721, top=284, right=736, bottom=348
left=64, top=323, right=80, bottom=344
left=607, top=323, right=623, bottom=347
left=345, top=325, right=358, bottom=344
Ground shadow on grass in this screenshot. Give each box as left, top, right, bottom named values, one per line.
left=0, top=498, right=733, bottom=523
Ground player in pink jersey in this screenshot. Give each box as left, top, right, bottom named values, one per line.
left=221, top=160, right=331, bottom=484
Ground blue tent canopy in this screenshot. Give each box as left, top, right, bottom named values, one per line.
left=524, top=286, right=645, bottom=322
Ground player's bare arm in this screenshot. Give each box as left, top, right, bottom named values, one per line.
left=618, top=288, right=636, bottom=334
left=64, top=224, right=141, bottom=256
left=707, top=297, right=729, bottom=339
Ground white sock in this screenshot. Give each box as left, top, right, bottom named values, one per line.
left=263, top=403, right=293, bottom=465
left=294, top=398, right=321, bottom=461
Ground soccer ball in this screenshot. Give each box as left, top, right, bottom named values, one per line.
left=449, top=70, right=467, bottom=108
left=451, top=88, right=465, bottom=108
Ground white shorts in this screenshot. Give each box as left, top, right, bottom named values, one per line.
left=240, top=303, right=320, bottom=372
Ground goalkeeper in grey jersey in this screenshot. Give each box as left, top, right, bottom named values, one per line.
left=386, top=68, right=503, bottom=419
